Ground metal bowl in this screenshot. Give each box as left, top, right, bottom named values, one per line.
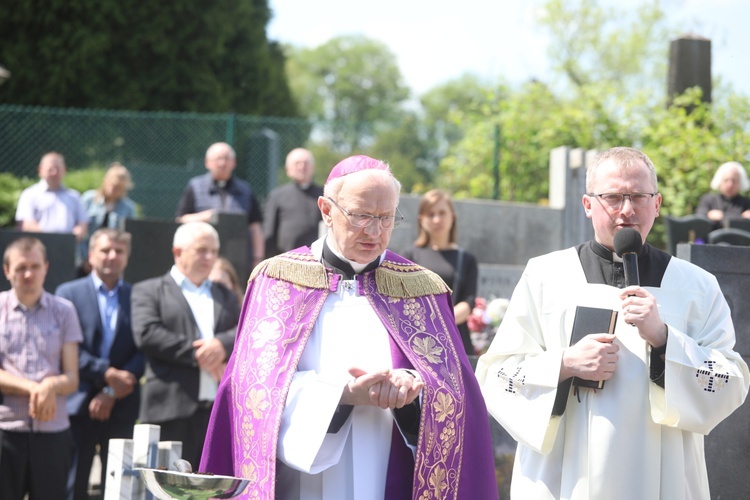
left=136, top=467, right=251, bottom=500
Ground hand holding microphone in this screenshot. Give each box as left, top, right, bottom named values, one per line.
left=614, top=227, right=641, bottom=289
left=614, top=228, right=667, bottom=347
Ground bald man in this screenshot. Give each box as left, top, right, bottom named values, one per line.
left=176, top=142, right=264, bottom=269
left=264, top=148, right=324, bottom=257
left=15, top=151, right=88, bottom=241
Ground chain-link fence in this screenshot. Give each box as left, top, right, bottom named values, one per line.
left=0, top=104, right=313, bottom=219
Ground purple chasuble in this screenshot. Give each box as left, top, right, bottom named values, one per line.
left=200, top=247, right=498, bottom=499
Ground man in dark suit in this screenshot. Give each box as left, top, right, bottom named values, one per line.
left=56, top=228, right=144, bottom=500
left=132, top=221, right=240, bottom=469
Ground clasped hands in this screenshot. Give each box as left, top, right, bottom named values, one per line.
left=88, top=367, right=138, bottom=421
left=194, top=338, right=227, bottom=382
left=27, top=378, right=57, bottom=422
left=561, top=286, right=667, bottom=383
left=341, top=367, right=424, bottom=410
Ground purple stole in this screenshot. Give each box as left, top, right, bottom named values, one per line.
left=200, top=247, right=498, bottom=499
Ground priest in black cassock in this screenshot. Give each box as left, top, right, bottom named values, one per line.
left=264, top=148, right=324, bottom=257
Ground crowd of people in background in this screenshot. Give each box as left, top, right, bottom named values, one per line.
left=1, top=146, right=749, bottom=499
left=0, top=144, right=328, bottom=499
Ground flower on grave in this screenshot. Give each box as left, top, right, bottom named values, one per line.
left=468, top=297, right=509, bottom=332
left=468, top=297, right=510, bottom=355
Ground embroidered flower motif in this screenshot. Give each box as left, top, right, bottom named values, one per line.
left=432, top=391, right=455, bottom=423
left=240, top=462, right=262, bottom=500
left=413, top=336, right=443, bottom=364
left=428, top=465, right=449, bottom=499
left=696, top=360, right=730, bottom=393
left=245, top=387, right=271, bottom=419
left=252, top=320, right=281, bottom=348
left=240, top=461, right=258, bottom=484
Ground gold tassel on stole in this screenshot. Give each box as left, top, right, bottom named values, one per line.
left=251, top=254, right=451, bottom=298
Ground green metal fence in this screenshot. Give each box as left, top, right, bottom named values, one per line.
left=0, top=104, right=313, bottom=219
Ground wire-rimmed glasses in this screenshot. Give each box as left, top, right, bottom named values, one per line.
left=587, top=192, right=658, bottom=209
left=327, top=197, right=403, bottom=229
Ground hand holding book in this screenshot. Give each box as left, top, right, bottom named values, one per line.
left=568, top=306, right=619, bottom=389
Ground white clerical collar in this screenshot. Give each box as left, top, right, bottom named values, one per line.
left=311, top=237, right=384, bottom=274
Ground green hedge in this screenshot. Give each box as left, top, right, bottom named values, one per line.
left=0, top=168, right=107, bottom=228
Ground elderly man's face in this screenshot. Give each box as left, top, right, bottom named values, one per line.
left=285, top=150, right=314, bottom=185
left=205, top=145, right=236, bottom=182
left=38, top=154, right=66, bottom=189
left=174, top=233, right=219, bottom=285
left=320, top=172, right=399, bottom=264
left=582, top=159, right=661, bottom=251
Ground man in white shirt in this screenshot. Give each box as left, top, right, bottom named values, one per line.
left=132, top=222, right=240, bottom=468
left=15, top=151, right=88, bottom=241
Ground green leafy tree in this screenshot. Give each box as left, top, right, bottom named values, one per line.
left=0, top=173, right=34, bottom=228
left=285, top=35, right=410, bottom=153
left=642, top=89, right=750, bottom=219
left=369, top=113, right=432, bottom=193
left=419, top=74, right=500, bottom=173
left=537, top=0, right=669, bottom=100
left=0, top=0, right=297, bottom=116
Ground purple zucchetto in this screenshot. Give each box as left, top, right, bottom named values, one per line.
left=326, top=155, right=390, bottom=183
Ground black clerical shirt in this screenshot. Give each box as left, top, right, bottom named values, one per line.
left=552, top=240, right=673, bottom=415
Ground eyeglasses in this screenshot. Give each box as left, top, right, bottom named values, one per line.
left=587, top=192, right=658, bottom=209
left=327, top=197, right=403, bottom=229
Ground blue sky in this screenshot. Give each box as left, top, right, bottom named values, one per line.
left=267, top=0, right=750, bottom=98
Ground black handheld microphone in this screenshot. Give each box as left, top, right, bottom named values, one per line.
left=614, top=228, right=642, bottom=287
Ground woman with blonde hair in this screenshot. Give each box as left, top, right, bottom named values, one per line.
left=79, top=163, right=138, bottom=268
left=403, top=189, right=479, bottom=355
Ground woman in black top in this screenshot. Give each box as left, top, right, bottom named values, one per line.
left=696, top=161, right=750, bottom=229
left=402, top=189, right=478, bottom=355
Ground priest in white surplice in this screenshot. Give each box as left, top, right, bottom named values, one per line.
left=476, top=147, right=750, bottom=500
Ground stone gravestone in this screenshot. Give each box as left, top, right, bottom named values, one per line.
left=124, top=213, right=247, bottom=285
left=123, top=218, right=180, bottom=285
left=677, top=243, right=750, bottom=498
left=477, top=264, right=524, bottom=301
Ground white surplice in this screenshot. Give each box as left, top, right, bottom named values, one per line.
left=277, top=277, right=396, bottom=500
left=476, top=247, right=749, bottom=500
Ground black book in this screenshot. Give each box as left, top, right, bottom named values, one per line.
left=570, top=306, right=618, bottom=389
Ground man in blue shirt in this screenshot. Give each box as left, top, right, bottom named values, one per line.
left=56, top=228, right=144, bottom=499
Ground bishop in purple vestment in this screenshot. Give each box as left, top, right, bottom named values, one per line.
left=200, top=156, right=498, bottom=499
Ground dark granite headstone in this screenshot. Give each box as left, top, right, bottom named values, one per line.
left=676, top=243, right=750, bottom=499
left=123, top=218, right=180, bottom=284
left=477, top=264, right=524, bottom=300
left=212, top=213, right=249, bottom=284
left=668, top=35, right=712, bottom=105
left=124, top=214, right=248, bottom=286
left=0, top=230, right=77, bottom=293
